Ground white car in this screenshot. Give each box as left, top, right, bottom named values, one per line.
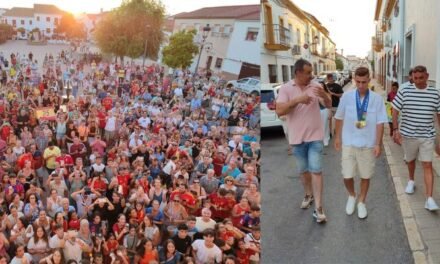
left=227, top=77, right=260, bottom=95
left=261, top=83, right=283, bottom=128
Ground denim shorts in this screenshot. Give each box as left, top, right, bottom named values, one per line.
left=292, top=140, right=324, bottom=174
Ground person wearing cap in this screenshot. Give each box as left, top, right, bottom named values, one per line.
left=191, top=228, right=222, bottom=264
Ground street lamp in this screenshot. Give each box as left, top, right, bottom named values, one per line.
left=142, top=25, right=151, bottom=68
left=194, top=24, right=211, bottom=75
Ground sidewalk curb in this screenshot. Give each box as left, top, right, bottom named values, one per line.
left=383, top=137, right=429, bottom=264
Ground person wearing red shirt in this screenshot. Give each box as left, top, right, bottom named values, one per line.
left=89, top=172, right=108, bottom=195
left=170, top=184, right=196, bottom=211
left=55, top=151, right=74, bottom=169
left=16, top=151, right=33, bottom=170
left=97, top=108, right=107, bottom=134
left=116, top=167, right=132, bottom=197
left=236, top=239, right=259, bottom=264
left=209, top=188, right=234, bottom=220
left=102, top=96, right=113, bottom=111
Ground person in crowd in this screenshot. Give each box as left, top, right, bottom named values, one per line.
left=0, top=49, right=259, bottom=262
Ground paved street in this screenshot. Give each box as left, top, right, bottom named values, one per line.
left=261, top=126, right=413, bottom=264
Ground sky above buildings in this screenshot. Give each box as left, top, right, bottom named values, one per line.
left=294, top=0, right=375, bottom=58
left=0, top=0, right=258, bottom=16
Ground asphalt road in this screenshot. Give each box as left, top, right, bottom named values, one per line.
left=261, top=126, right=414, bottom=264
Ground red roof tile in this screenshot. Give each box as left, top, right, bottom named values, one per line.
left=174, top=5, right=260, bottom=20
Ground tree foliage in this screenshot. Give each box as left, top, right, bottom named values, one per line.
left=55, top=13, right=86, bottom=40
left=94, top=0, right=165, bottom=61
left=162, top=30, right=199, bottom=69
left=335, top=58, right=344, bottom=71
left=0, top=23, right=14, bottom=44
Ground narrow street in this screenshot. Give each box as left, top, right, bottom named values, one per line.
left=260, top=126, right=413, bottom=263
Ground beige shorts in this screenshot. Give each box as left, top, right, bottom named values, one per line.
left=342, top=146, right=376, bottom=179
left=402, top=137, right=434, bottom=162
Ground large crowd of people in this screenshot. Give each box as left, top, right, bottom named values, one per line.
left=0, top=47, right=261, bottom=264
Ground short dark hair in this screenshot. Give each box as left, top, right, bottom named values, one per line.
left=293, top=59, right=312, bottom=74
left=408, top=68, right=413, bottom=75
left=326, top=73, right=333, bottom=79
left=203, top=228, right=216, bottom=237
left=177, top=223, right=188, bottom=231
left=354, top=67, right=370, bottom=77
left=392, top=82, right=399, bottom=88
left=412, top=65, right=427, bottom=74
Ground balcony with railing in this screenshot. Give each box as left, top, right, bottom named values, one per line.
left=372, top=32, right=383, bottom=52
left=263, top=24, right=291, bottom=51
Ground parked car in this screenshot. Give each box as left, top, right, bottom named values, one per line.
left=227, top=76, right=260, bottom=95
left=316, top=71, right=345, bottom=86
left=261, top=83, right=283, bottom=128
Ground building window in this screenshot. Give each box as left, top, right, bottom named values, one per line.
left=29, top=20, right=32, bottom=25
left=211, top=24, right=220, bottom=37
left=290, top=65, right=295, bottom=79
left=54, top=18, right=58, bottom=25
left=46, top=17, right=50, bottom=22
left=46, top=28, right=51, bottom=33
left=296, top=29, right=301, bottom=45
left=224, top=25, right=232, bottom=33
left=245, top=28, right=258, bottom=41
left=268, top=64, right=277, bottom=83
left=21, top=20, right=24, bottom=25
left=282, top=65, right=289, bottom=82
left=36, top=16, right=40, bottom=21
left=215, top=58, right=223, bottom=68
left=12, top=20, right=16, bottom=26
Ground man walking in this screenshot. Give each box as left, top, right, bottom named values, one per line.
left=392, top=65, right=440, bottom=211
left=326, top=73, right=344, bottom=135
left=276, top=59, right=332, bottom=223
left=334, top=67, right=388, bottom=219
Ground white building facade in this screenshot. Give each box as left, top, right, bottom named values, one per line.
left=173, top=5, right=260, bottom=80
left=260, top=0, right=336, bottom=84
left=1, top=4, right=64, bottom=38
left=373, top=0, right=440, bottom=91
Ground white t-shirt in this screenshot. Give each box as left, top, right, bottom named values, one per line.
left=49, top=234, right=64, bottom=249
left=191, top=239, right=222, bottom=264
left=10, top=253, right=32, bottom=264
left=195, top=217, right=216, bottom=232
left=163, top=160, right=176, bottom=175
left=63, top=239, right=83, bottom=263
left=138, top=116, right=151, bottom=128
left=335, top=89, right=388, bottom=148
left=105, top=116, right=116, bottom=131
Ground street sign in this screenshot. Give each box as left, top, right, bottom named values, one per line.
left=303, top=43, right=309, bottom=49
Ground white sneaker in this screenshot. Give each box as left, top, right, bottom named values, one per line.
left=357, top=203, right=368, bottom=219
left=345, top=196, right=356, bottom=215
left=405, top=181, right=415, bottom=194
left=425, top=197, right=440, bottom=211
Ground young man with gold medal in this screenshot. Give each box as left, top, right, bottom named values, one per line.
left=334, top=67, right=388, bottom=219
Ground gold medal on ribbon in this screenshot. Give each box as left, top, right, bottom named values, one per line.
left=355, top=121, right=367, bottom=129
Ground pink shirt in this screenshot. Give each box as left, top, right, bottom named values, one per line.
left=277, top=80, right=324, bottom=145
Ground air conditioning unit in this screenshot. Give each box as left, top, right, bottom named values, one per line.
left=291, top=45, right=301, bottom=55
left=221, top=32, right=230, bottom=38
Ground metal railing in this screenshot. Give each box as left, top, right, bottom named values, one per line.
left=263, top=24, right=291, bottom=48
